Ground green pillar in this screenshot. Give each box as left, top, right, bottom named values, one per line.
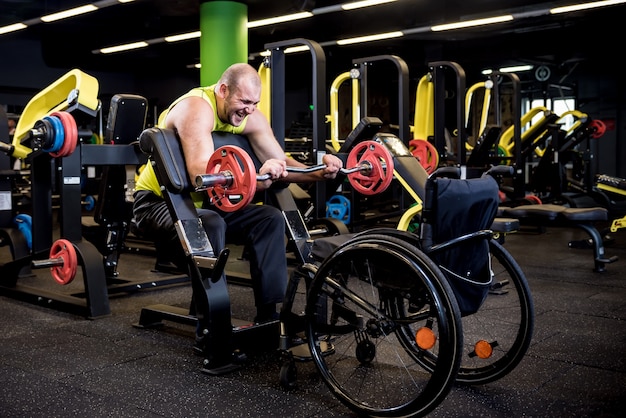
left=199, top=1, right=248, bottom=85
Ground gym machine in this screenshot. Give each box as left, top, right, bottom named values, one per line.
left=0, top=70, right=188, bottom=318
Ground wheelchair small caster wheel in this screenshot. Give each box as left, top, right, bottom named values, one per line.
left=280, top=360, right=298, bottom=390
left=356, top=339, right=376, bottom=364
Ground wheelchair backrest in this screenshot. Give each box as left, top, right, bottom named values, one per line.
left=420, top=175, right=500, bottom=315
left=421, top=176, right=499, bottom=245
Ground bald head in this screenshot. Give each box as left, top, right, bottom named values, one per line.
left=218, top=63, right=261, bottom=93
left=214, top=63, right=262, bottom=126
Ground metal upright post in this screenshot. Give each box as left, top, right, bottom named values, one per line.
left=429, top=61, right=468, bottom=169
left=265, top=38, right=328, bottom=219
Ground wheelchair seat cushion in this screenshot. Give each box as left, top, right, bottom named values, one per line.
left=310, top=233, right=356, bottom=261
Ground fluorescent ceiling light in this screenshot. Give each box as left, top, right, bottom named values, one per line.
left=482, top=65, right=534, bottom=75
left=431, top=15, right=513, bottom=31
left=337, top=31, right=403, bottom=45
left=550, top=0, right=626, bottom=14
left=341, top=0, right=397, bottom=11
left=259, top=45, right=311, bottom=57
left=118, top=0, right=136, bottom=3
left=247, top=12, right=313, bottom=28
left=500, top=64, right=534, bottom=72
left=165, top=31, right=201, bottom=42
left=0, top=23, right=27, bottom=35
left=100, top=41, right=148, bottom=54
left=41, top=5, right=98, bottom=22
left=284, top=45, right=311, bottom=53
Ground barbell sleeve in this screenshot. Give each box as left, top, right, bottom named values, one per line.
left=32, top=257, right=65, bottom=269
left=195, top=171, right=236, bottom=189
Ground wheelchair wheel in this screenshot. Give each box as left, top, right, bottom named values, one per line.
left=454, top=239, right=534, bottom=384
left=406, top=239, right=534, bottom=385
left=305, top=235, right=462, bottom=417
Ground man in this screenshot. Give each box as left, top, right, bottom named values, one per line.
left=133, top=63, right=343, bottom=324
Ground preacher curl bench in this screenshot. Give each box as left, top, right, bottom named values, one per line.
left=134, top=127, right=280, bottom=374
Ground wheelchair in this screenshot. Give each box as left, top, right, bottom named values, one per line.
left=350, top=122, right=535, bottom=387
left=136, top=126, right=533, bottom=417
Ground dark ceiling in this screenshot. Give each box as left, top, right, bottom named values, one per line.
left=0, top=0, right=623, bottom=82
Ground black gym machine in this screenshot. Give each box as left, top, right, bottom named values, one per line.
left=0, top=86, right=191, bottom=318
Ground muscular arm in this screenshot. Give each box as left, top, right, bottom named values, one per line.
left=243, top=111, right=343, bottom=185
left=163, top=96, right=342, bottom=188
left=161, top=96, right=217, bottom=184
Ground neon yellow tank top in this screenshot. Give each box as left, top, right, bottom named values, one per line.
left=135, top=85, right=248, bottom=206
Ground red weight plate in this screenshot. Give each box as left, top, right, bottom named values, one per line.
left=524, top=194, right=542, bottom=205
left=589, top=119, right=606, bottom=139
left=59, top=111, right=78, bottom=156
left=409, top=139, right=439, bottom=174
left=50, top=111, right=78, bottom=157
left=346, top=140, right=394, bottom=195
left=205, top=145, right=258, bottom=212
left=49, top=238, right=78, bottom=285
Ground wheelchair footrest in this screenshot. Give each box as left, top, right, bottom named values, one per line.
left=288, top=340, right=335, bottom=362
left=200, top=361, right=242, bottom=376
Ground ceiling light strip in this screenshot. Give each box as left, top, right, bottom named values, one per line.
left=0, top=23, right=27, bottom=35
left=431, top=15, right=513, bottom=31
left=336, top=31, right=404, bottom=45
left=165, top=31, right=201, bottom=42
left=551, top=0, right=626, bottom=14
left=482, top=65, right=534, bottom=75
left=41, top=5, right=99, bottom=22
left=100, top=41, right=149, bottom=54
left=341, top=0, right=398, bottom=11
left=10, top=0, right=616, bottom=60
left=0, top=0, right=136, bottom=35
left=247, top=12, right=313, bottom=28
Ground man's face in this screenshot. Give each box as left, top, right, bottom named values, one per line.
left=222, top=80, right=260, bottom=126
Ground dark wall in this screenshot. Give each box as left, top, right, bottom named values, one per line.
left=0, top=39, right=198, bottom=124
left=2, top=38, right=624, bottom=180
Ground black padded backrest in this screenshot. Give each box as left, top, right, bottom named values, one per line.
left=338, top=116, right=383, bottom=153
left=0, top=106, right=9, bottom=145
left=212, top=131, right=262, bottom=170
left=139, top=127, right=189, bottom=193
left=466, top=124, right=502, bottom=167
left=373, top=132, right=430, bottom=201
left=105, top=94, right=148, bottom=144
left=0, top=106, right=10, bottom=171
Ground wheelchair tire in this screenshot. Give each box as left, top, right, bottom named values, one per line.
left=354, top=230, right=535, bottom=385
left=305, top=234, right=462, bottom=417
left=279, top=360, right=298, bottom=391
left=454, top=239, right=534, bottom=384
left=405, top=239, right=534, bottom=385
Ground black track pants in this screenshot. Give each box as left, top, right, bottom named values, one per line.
left=133, top=190, right=287, bottom=306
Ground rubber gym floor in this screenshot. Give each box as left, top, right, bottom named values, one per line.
left=1, top=222, right=625, bottom=417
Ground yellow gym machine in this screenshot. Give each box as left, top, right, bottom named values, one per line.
left=0, top=69, right=185, bottom=318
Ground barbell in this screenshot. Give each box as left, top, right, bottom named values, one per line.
left=31, top=238, right=78, bottom=285
left=195, top=140, right=395, bottom=212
